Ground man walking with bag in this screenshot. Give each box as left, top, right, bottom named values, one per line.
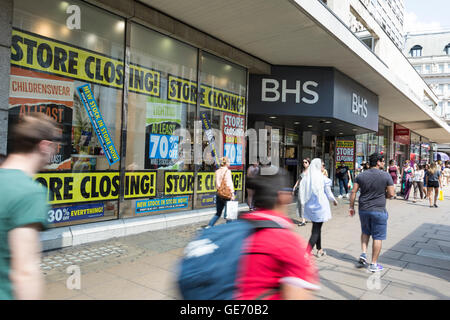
left=336, top=160, right=352, bottom=198
left=207, top=157, right=235, bottom=227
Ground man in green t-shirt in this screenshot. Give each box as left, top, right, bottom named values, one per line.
left=0, top=113, right=59, bottom=300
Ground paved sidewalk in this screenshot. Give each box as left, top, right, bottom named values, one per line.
left=41, top=187, right=450, bottom=300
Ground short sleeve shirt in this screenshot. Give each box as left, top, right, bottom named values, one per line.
left=427, top=170, right=441, bottom=182
left=0, top=169, right=49, bottom=300
left=355, top=168, right=393, bottom=212
left=337, top=166, right=349, bottom=179
left=234, top=210, right=319, bottom=300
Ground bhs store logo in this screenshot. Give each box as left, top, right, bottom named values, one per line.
left=261, top=78, right=319, bottom=104
left=352, top=93, right=368, bottom=118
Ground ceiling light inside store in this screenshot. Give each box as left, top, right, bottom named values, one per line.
left=325, top=121, right=332, bottom=124
left=224, top=65, right=232, bottom=71
left=339, top=132, right=344, bottom=135
left=307, top=125, right=313, bottom=128
left=37, top=22, right=53, bottom=38
left=116, top=21, right=125, bottom=33
left=294, top=122, right=300, bottom=124
left=60, top=1, right=69, bottom=11
left=87, top=34, right=97, bottom=45
left=269, top=116, right=277, bottom=119
left=60, top=25, right=70, bottom=37
left=161, top=38, right=172, bottom=50
left=324, top=129, right=330, bottom=132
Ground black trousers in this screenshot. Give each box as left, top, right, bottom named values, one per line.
left=308, top=222, right=324, bottom=251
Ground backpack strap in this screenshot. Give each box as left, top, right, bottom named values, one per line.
left=241, top=218, right=284, bottom=300
left=245, top=219, right=284, bottom=230
left=254, top=287, right=281, bottom=300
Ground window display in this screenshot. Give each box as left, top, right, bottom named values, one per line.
left=8, top=0, right=249, bottom=226
left=195, top=52, right=247, bottom=209
left=10, top=0, right=125, bottom=226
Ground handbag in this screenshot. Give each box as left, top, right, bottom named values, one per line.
left=225, top=201, right=239, bottom=220
left=439, top=189, right=444, bottom=201
left=217, top=169, right=233, bottom=200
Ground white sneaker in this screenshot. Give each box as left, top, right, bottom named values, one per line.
left=345, top=194, right=349, bottom=199
left=338, top=195, right=343, bottom=199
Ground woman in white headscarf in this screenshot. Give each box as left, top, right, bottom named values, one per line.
left=300, top=158, right=338, bottom=257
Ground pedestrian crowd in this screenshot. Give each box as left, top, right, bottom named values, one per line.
left=178, top=151, right=449, bottom=300
left=1, top=112, right=448, bottom=300
left=385, top=159, right=449, bottom=208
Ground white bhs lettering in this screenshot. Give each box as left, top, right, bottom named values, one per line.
left=352, top=93, right=368, bottom=118
left=261, top=78, right=319, bottom=104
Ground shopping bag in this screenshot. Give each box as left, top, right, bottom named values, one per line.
left=439, top=189, right=444, bottom=201
left=348, top=179, right=353, bottom=190
left=225, top=201, right=239, bottom=220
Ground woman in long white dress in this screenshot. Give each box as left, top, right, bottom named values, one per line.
left=300, top=158, right=338, bottom=257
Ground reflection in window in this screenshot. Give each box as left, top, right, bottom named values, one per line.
left=410, top=45, right=422, bottom=57
left=445, top=44, right=450, bottom=55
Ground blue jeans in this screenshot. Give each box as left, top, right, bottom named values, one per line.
left=338, top=178, right=349, bottom=195
left=208, top=195, right=227, bottom=227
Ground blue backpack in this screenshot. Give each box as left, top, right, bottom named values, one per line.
left=177, top=218, right=283, bottom=300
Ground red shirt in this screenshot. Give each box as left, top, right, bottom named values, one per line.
left=234, top=210, right=320, bottom=300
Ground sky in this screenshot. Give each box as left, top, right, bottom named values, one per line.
left=404, top=0, right=450, bottom=33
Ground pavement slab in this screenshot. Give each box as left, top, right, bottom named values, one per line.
left=40, top=186, right=450, bottom=300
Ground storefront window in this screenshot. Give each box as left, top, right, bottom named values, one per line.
left=356, top=133, right=368, bottom=169
left=122, top=22, right=198, bottom=218
left=195, top=52, right=247, bottom=209
left=367, top=132, right=378, bottom=155
left=410, top=132, right=421, bottom=164
left=420, top=138, right=431, bottom=164
left=377, top=124, right=385, bottom=155
left=10, top=0, right=125, bottom=226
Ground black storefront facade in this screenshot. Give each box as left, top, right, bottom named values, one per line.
left=248, top=66, right=379, bottom=185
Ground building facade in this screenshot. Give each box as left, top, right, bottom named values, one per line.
left=1, top=0, right=449, bottom=249
left=361, top=0, right=405, bottom=49
left=404, top=31, right=450, bottom=122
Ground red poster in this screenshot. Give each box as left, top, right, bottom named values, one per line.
left=394, top=124, right=410, bottom=145
left=9, top=66, right=74, bottom=170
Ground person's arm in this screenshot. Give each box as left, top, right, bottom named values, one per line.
left=386, top=185, right=395, bottom=199
left=227, top=170, right=235, bottom=199
left=349, top=182, right=359, bottom=216
left=9, top=224, right=44, bottom=300
left=281, top=283, right=314, bottom=300
left=347, top=168, right=352, bottom=181
left=324, top=182, right=338, bottom=205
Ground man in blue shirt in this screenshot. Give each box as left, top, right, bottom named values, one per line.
left=349, top=153, right=395, bottom=273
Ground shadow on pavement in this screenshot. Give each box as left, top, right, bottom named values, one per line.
left=380, top=223, right=450, bottom=282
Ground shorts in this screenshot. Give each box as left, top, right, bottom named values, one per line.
left=428, top=181, right=439, bottom=188
left=359, top=210, right=388, bottom=240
